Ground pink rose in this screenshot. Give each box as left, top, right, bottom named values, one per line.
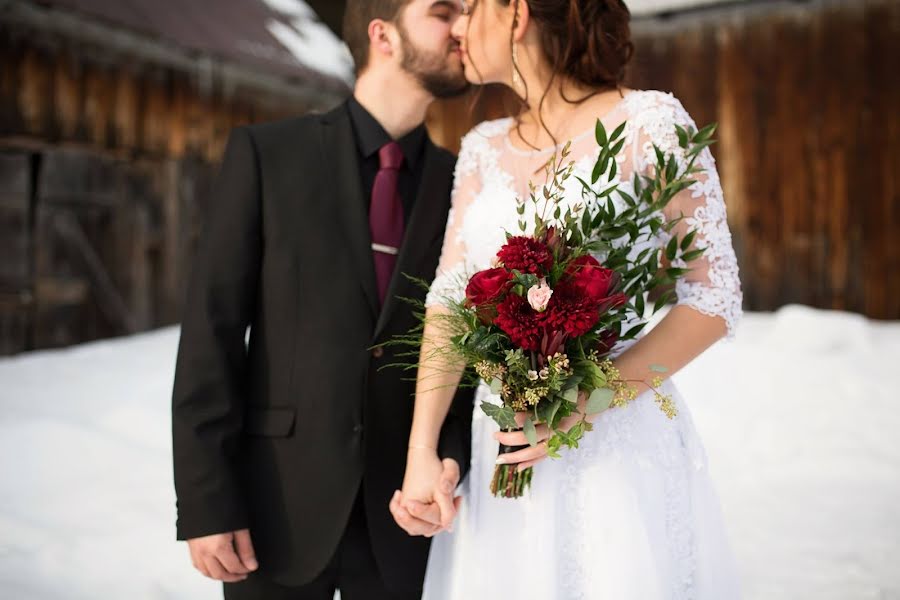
left=527, top=279, right=553, bottom=313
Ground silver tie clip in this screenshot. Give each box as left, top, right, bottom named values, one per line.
left=371, top=243, right=399, bottom=256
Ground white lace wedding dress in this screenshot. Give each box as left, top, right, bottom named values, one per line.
left=421, top=90, right=743, bottom=599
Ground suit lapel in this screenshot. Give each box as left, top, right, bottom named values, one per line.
left=319, top=105, right=380, bottom=319
left=373, top=141, right=451, bottom=340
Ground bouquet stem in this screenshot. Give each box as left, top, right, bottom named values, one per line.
left=490, top=438, right=533, bottom=498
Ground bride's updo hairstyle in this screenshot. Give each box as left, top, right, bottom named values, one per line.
left=510, top=0, right=634, bottom=95
left=475, top=0, right=635, bottom=151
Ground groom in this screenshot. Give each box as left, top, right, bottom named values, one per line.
left=171, top=1, right=473, bottom=598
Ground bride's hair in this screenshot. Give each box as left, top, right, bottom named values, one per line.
left=511, top=0, right=634, bottom=94
left=478, top=0, right=634, bottom=152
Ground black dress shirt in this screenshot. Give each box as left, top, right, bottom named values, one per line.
left=346, top=96, right=426, bottom=221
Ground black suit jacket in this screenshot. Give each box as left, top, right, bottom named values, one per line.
left=171, top=102, right=474, bottom=592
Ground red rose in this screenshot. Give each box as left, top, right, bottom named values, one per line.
left=497, top=236, right=553, bottom=275
left=563, top=255, right=619, bottom=304
left=465, top=268, right=512, bottom=307
left=494, top=294, right=544, bottom=351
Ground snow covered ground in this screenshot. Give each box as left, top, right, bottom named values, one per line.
left=1, top=305, right=898, bottom=599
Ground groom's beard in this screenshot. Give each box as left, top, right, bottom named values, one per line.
left=398, top=26, right=469, bottom=99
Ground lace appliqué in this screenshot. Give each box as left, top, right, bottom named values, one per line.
left=631, top=92, right=743, bottom=338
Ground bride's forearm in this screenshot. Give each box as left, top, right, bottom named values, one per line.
left=612, top=305, right=727, bottom=393
left=408, top=305, right=466, bottom=449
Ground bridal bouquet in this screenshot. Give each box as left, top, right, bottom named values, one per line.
left=387, top=119, right=717, bottom=498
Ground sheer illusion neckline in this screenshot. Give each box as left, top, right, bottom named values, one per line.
left=503, top=89, right=638, bottom=157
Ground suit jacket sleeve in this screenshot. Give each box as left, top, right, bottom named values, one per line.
left=436, top=380, right=475, bottom=481
left=171, top=126, right=261, bottom=540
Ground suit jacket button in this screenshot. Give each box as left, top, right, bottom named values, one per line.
left=353, top=424, right=364, bottom=434
left=372, top=346, right=384, bottom=359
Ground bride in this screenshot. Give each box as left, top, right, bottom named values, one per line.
left=395, top=0, right=743, bottom=597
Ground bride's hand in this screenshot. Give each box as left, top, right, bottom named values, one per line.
left=401, top=447, right=444, bottom=504
left=493, top=391, right=592, bottom=470
left=390, top=449, right=462, bottom=536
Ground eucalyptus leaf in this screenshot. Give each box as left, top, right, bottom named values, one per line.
left=650, top=364, right=669, bottom=373
left=523, top=417, right=538, bottom=447
left=545, top=398, right=563, bottom=428
left=586, top=388, right=615, bottom=414
left=489, top=378, right=503, bottom=395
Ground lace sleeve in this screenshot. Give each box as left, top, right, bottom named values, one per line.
left=635, top=93, right=743, bottom=338
left=425, top=130, right=482, bottom=308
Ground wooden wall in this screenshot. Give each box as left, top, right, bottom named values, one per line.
left=0, top=22, right=331, bottom=354
left=428, top=0, right=900, bottom=320
left=2, top=0, right=897, bottom=355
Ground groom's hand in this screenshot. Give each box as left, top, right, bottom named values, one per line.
left=186, top=529, right=258, bottom=582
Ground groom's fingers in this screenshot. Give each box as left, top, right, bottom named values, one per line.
left=215, top=542, right=251, bottom=576
left=233, top=529, right=259, bottom=571
left=435, top=458, right=460, bottom=528
left=202, top=555, right=247, bottom=583
left=191, top=553, right=210, bottom=578
left=440, top=458, right=461, bottom=492
left=390, top=491, right=441, bottom=536
left=406, top=499, right=442, bottom=526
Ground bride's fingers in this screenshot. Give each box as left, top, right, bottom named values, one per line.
left=494, top=424, right=549, bottom=446
left=516, top=457, right=545, bottom=470
left=495, top=441, right=547, bottom=465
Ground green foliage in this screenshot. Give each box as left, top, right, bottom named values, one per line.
left=381, top=120, right=718, bottom=497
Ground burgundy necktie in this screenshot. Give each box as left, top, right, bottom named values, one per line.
left=369, top=141, right=405, bottom=306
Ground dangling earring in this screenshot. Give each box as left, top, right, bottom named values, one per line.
left=511, top=0, right=522, bottom=90
left=511, top=43, right=521, bottom=88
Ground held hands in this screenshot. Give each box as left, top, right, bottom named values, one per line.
left=494, top=390, right=592, bottom=470
left=186, top=528, right=258, bottom=583
left=390, top=449, right=462, bottom=537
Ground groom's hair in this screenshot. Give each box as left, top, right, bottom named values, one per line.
left=343, top=0, right=413, bottom=75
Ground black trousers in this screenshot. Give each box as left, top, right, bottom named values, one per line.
left=223, top=486, right=421, bottom=600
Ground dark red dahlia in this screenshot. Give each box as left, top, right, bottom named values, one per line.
left=494, top=294, right=545, bottom=351
left=544, top=283, right=602, bottom=338
left=497, top=236, right=553, bottom=275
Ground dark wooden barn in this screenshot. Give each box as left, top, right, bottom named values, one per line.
left=1, top=0, right=897, bottom=355
left=0, top=0, right=351, bottom=354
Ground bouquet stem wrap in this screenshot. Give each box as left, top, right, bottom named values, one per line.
left=491, top=432, right=532, bottom=498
